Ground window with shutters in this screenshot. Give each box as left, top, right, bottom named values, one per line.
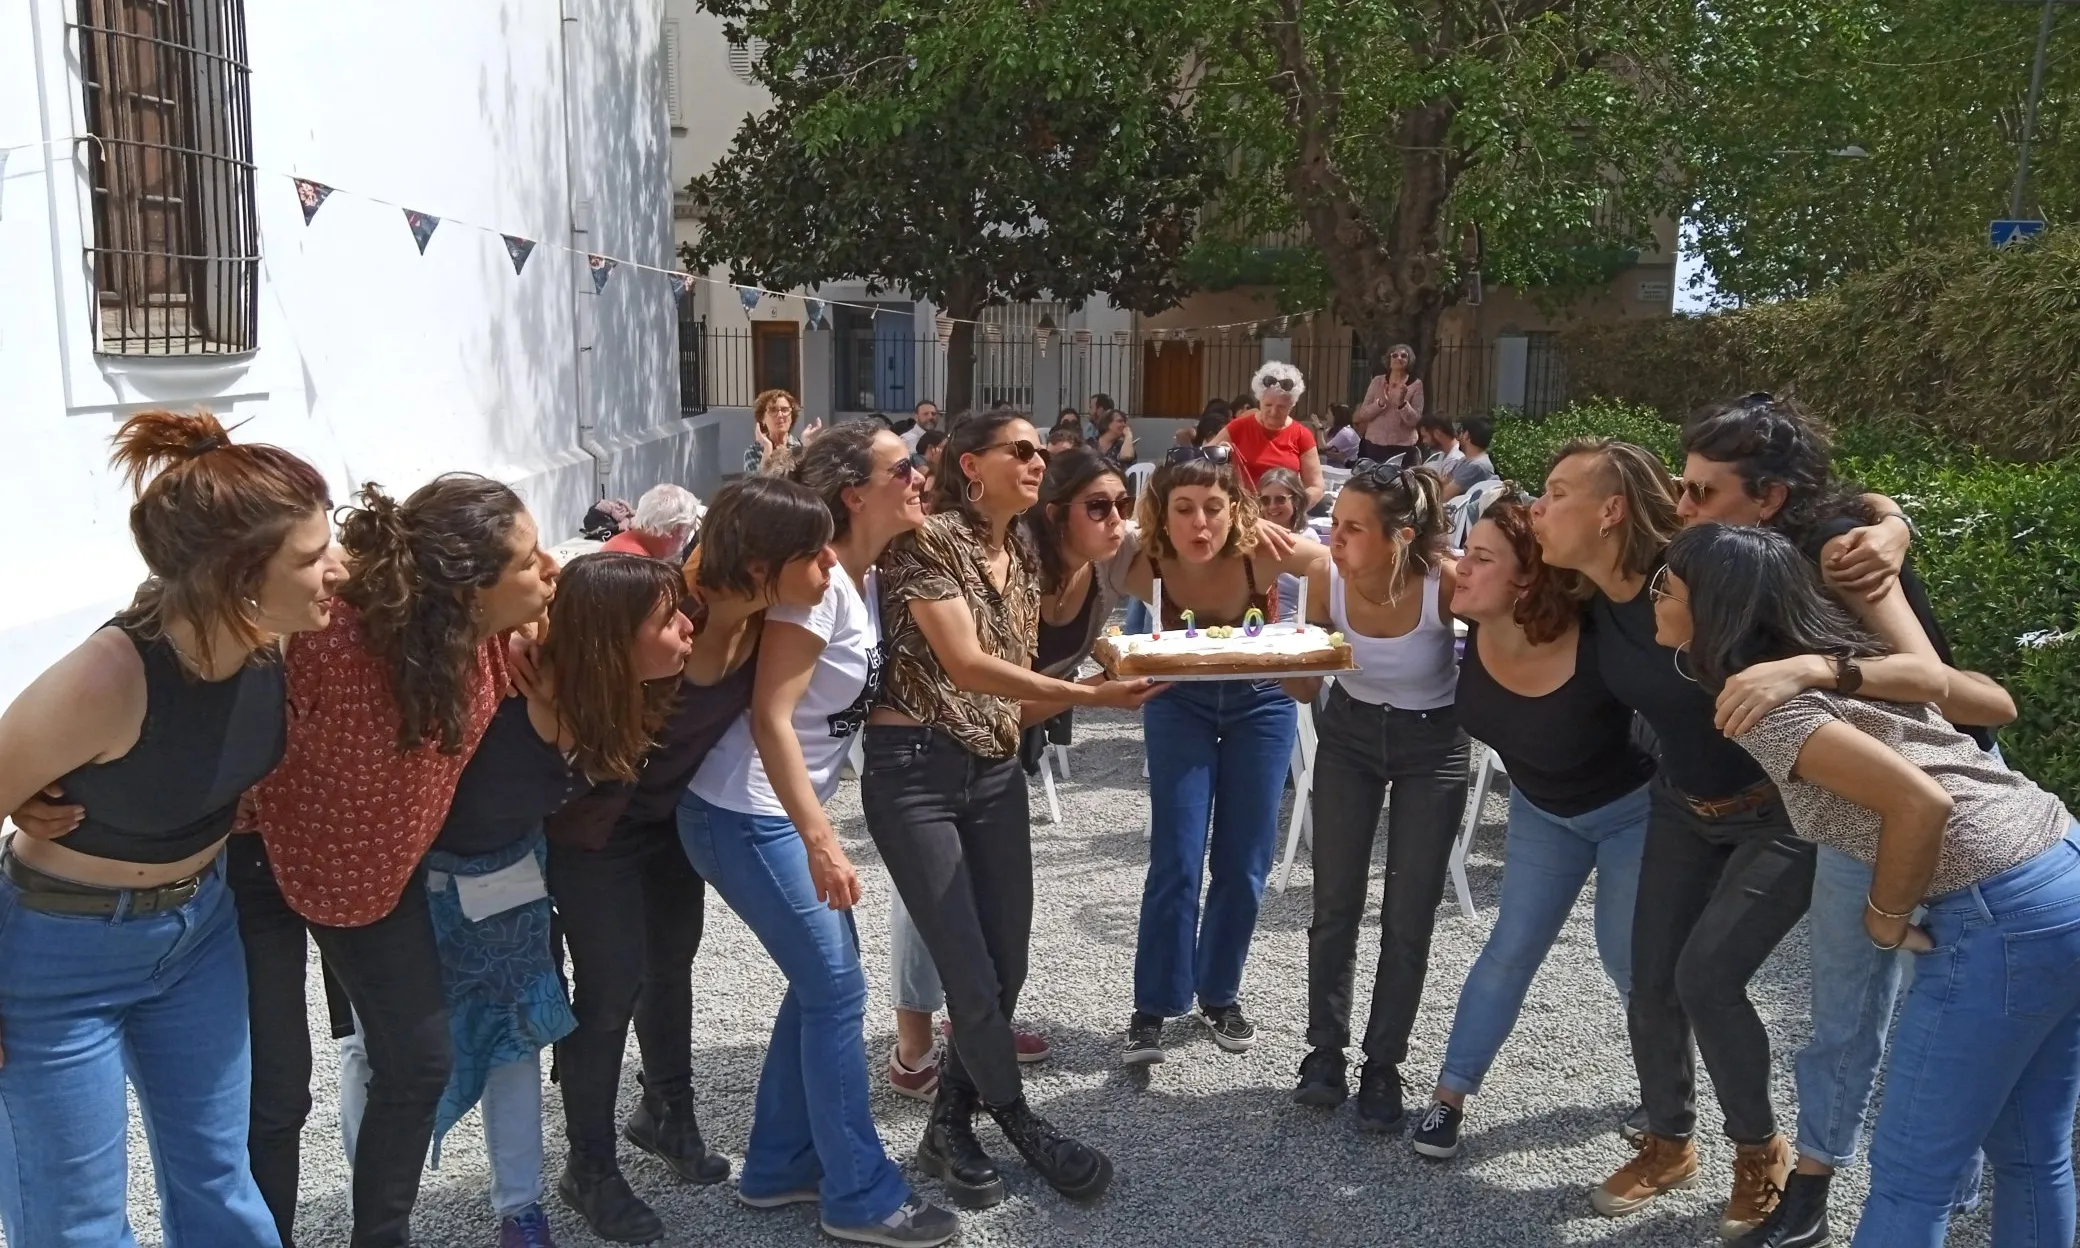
left=725, top=36, right=767, bottom=85
left=662, top=20, right=685, bottom=129
left=73, top=0, right=258, bottom=355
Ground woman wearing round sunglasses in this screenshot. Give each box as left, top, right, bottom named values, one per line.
left=1206, top=362, right=1325, bottom=507
left=864, top=414, right=1160, bottom=1209
left=1255, top=467, right=1312, bottom=623
left=1118, top=448, right=1328, bottom=1066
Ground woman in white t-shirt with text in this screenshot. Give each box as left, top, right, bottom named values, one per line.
left=677, top=425, right=958, bottom=1248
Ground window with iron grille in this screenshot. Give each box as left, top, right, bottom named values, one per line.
left=73, top=0, right=258, bottom=355
left=678, top=308, right=708, bottom=414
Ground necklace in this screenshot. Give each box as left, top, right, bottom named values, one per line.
left=1349, top=566, right=1405, bottom=609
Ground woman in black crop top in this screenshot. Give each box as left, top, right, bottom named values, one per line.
left=1406, top=500, right=1654, bottom=1160
left=0, top=411, right=339, bottom=1248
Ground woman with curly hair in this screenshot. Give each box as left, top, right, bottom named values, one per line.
left=745, top=389, right=821, bottom=476
left=0, top=410, right=341, bottom=1248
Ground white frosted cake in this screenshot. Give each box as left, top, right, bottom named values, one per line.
left=1093, top=621, right=1354, bottom=679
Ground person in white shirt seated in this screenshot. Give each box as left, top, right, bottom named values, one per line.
left=1417, top=416, right=1463, bottom=472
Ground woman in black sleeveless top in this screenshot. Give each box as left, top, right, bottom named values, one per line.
left=0, top=411, right=339, bottom=1248
left=1405, top=500, right=1654, bottom=1161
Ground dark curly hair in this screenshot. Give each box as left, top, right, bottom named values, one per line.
left=1682, top=393, right=1872, bottom=548
left=1022, top=447, right=1126, bottom=594
left=1474, top=497, right=1577, bottom=645
left=793, top=420, right=884, bottom=542
left=335, top=474, right=526, bottom=754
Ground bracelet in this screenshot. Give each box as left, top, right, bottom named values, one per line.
left=1869, top=932, right=1906, bottom=952
left=1866, top=895, right=1916, bottom=921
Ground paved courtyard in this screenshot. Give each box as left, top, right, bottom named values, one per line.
left=94, top=705, right=2003, bottom=1247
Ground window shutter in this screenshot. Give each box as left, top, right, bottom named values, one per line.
left=727, top=36, right=767, bottom=85
left=663, top=20, right=685, bottom=125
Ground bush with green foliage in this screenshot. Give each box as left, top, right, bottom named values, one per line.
left=1492, top=402, right=2080, bottom=808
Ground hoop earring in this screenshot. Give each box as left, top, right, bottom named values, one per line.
left=1672, top=643, right=1698, bottom=684
left=1598, top=523, right=1614, bottom=539
left=965, top=479, right=984, bottom=505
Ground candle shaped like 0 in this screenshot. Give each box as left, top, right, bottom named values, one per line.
left=1243, top=608, right=1265, bottom=637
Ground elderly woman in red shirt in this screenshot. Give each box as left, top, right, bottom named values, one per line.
left=1206, top=361, right=1326, bottom=509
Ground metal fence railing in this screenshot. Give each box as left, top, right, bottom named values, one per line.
left=680, top=323, right=1572, bottom=422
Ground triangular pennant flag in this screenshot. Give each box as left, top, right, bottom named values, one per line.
left=738, top=286, right=761, bottom=312
left=503, top=235, right=536, bottom=275
left=293, top=178, right=332, bottom=225
left=669, top=273, right=696, bottom=303
left=588, top=254, right=617, bottom=293
left=404, top=209, right=440, bottom=253
left=803, top=297, right=826, bottom=329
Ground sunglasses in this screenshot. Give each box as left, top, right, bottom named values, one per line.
left=1349, top=456, right=1416, bottom=484
left=981, top=439, right=1050, bottom=465
left=1077, top=494, right=1133, bottom=521
left=889, top=457, right=920, bottom=484
left=1257, top=374, right=1297, bottom=392
left=1165, top=443, right=1234, bottom=466
left=1671, top=477, right=1716, bottom=506
left=1648, top=564, right=1686, bottom=606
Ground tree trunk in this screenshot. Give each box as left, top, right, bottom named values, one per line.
left=942, top=279, right=987, bottom=415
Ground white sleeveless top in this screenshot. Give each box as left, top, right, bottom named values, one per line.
left=1328, top=564, right=1459, bottom=710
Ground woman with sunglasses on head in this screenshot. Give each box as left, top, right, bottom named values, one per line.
left=1656, top=524, right=2080, bottom=1248
left=0, top=411, right=339, bottom=1248
left=680, top=431, right=962, bottom=1247
left=1117, top=444, right=1327, bottom=1067
left=1206, top=362, right=1326, bottom=508
left=1253, top=467, right=1312, bottom=624
left=865, top=414, right=1159, bottom=1210
left=1354, top=343, right=1423, bottom=466
left=1530, top=439, right=1954, bottom=1239
left=1280, top=464, right=1470, bottom=1132
left=1403, top=497, right=1654, bottom=1160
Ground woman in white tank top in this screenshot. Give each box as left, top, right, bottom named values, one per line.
left=1282, top=464, right=1474, bottom=1130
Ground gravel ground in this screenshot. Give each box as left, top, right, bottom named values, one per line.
left=86, top=704, right=2006, bottom=1248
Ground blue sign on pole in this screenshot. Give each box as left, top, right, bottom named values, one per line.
left=1990, top=219, right=2047, bottom=248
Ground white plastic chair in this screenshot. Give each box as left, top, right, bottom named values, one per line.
left=1448, top=744, right=1508, bottom=919
left=1033, top=747, right=1064, bottom=826
left=1124, top=461, right=1155, bottom=498
left=1272, top=697, right=1321, bottom=893
left=845, top=733, right=865, bottom=780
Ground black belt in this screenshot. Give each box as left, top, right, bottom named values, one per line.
left=1677, top=779, right=1779, bottom=820
left=1, top=849, right=211, bottom=918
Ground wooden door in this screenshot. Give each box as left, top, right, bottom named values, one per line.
left=1140, top=340, right=1202, bottom=419
left=752, top=321, right=801, bottom=399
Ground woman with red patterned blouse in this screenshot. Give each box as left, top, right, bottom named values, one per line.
left=233, top=475, right=556, bottom=1248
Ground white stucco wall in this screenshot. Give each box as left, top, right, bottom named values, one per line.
left=0, top=0, right=716, bottom=705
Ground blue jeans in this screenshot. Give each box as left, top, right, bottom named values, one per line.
left=1854, top=821, right=2080, bottom=1248
left=1137, top=679, right=1297, bottom=1016
left=0, top=856, right=281, bottom=1247
left=1438, top=783, right=1648, bottom=1096
left=677, top=793, right=911, bottom=1228
left=888, top=886, right=943, bottom=1014
left=1124, top=597, right=1152, bottom=635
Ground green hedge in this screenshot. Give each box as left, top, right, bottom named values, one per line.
left=1493, top=401, right=2080, bottom=809
left=1558, top=230, right=2080, bottom=461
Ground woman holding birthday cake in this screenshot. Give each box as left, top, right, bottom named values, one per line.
left=1115, top=446, right=1328, bottom=1066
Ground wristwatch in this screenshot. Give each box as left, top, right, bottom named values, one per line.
left=1878, top=509, right=1920, bottom=541
left=1833, top=655, right=1865, bottom=696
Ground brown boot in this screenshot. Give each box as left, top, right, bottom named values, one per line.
left=1721, top=1134, right=1791, bottom=1239
left=1591, top=1132, right=1700, bottom=1217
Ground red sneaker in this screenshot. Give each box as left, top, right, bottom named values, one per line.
left=886, top=1043, right=939, bottom=1101
left=939, top=1018, right=1051, bottom=1064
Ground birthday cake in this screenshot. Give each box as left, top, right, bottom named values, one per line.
left=1093, top=614, right=1355, bottom=679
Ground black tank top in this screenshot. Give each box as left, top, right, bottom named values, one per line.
left=1456, top=618, right=1656, bottom=816
left=52, top=621, right=288, bottom=864
left=1151, top=557, right=1275, bottom=629
left=1036, top=576, right=1099, bottom=673
left=433, top=697, right=583, bottom=857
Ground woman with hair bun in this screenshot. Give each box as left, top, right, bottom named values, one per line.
left=0, top=409, right=341, bottom=1247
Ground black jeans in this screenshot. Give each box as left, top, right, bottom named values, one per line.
left=1630, top=776, right=1814, bottom=1145
left=229, top=836, right=451, bottom=1248
left=1356, top=440, right=1418, bottom=467
left=547, top=816, right=706, bottom=1161
left=861, top=725, right=1032, bottom=1107
left=1305, top=689, right=1472, bottom=1065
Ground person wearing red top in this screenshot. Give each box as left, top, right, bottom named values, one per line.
left=232, top=474, right=555, bottom=1248
left=600, top=483, right=702, bottom=561
left=1208, top=361, right=1326, bottom=507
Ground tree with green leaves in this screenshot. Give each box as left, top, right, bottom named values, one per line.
left=680, top=1, right=1218, bottom=413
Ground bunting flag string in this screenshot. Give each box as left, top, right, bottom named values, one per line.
left=294, top=178, right=332, bottom=225
left=503, top=235, right=536, bottom=275
left=670, top=272, right=696, bottom=303
left=738, top=287, right=762, bottom=312
left=404, top=209, right=440, bottom=254
left=588, top=254, right=616, bottom=293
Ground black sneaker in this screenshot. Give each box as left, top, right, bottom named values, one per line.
left=1122, top=1013, right=1164, bottom=1066
left=1291, top=1047, right=1349, bottom=1108
left=1732, top=1171, right=1833, bottom=1247
left=1353, top=1062, right=1406, bottom=1134
left=1620, top=1104, right=1650, bottom=1144
left=1199, top=1003, right=1256, bottom=1053
left=821, top=1199, right=961, bottom=1247
left=1410, top=1097, right=1464, bottom=1160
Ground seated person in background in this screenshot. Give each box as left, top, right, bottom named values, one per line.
left=1440, top=416, right=1497, bottom=501
left=1179, top=405, right=1232, bottom=449
left=603, top=483, right=703, bottom=561
left=1322, top=404, right=1361, bottom=467
left=1417, top=416, right=1463, bottom=472
left=1255, top=467, right=1312, bottom=623
left=916, top=429, right=948, bottom=475
left=1047, top=426, right=1085, bottom=456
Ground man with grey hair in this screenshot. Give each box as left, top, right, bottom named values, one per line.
left=603, top=482, right=703, bottom=560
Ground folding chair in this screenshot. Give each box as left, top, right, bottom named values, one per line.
left=1448, top=744, right=1507, bottom=919
left=1271, top=698, right=1321, bottom=894
left=1033, top=747, right=1064, bottom=827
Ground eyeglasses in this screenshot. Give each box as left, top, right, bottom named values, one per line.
left=1648, top=564, right=1687, bottom=606
left=1671, top=477, right=1717, bottom=506
left=889, top=457, right=920, bottom=484
left=981, top=439, right=1050, bottom=465
left=1257, top=374, right=1297, bottom=392
left=1078, top=494, right=1133, bottom=521
left=1165, top=443, right=1234, bottom=466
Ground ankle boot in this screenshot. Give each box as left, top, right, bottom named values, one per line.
left=557, top=1153, right=664, bottom=1245
left=624, top=1081, right=731, bottom=1185
left=985, top=1097, right=1113, bottom=1203
left=916, top=1080, right=1005, bottom=1208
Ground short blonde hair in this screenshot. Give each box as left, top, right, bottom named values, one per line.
left=1550, top=437, right=1680, bottom=579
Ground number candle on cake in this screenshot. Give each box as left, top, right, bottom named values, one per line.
left=1095, top=613, right=1354, bottom=680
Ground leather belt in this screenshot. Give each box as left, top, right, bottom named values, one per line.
left=1680, top=780, right=1779, bottom=820
left=1, top=850, right=210, bottom=918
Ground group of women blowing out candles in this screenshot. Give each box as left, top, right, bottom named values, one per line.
left=0, top=371, right=2073, bottom=1248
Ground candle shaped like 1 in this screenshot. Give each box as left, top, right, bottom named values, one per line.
left=1152, top=577, right=1163, bottom=639
left=1181, top=609, right=1197, bottom=638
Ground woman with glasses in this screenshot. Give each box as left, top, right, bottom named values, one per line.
left=1354, top=343, right=1424, bottom=466
left=745, top=389, right=821, bottom=477
left=1117, top=444, right=1327, bottom=1066
left=1254, top=467, right=1311, bottom=623
left=1405, top=497, right=1653, bottom=1161
left=1529, top=439, right=1953, bottom=1238
left=1206, top=362, right=1326, bottom=507
left=1657, top=523, right=2080, bottom=1248
left=864, top=413, right=1159, bottom=1209
left=1282, top=464, right=1471, bottom=1134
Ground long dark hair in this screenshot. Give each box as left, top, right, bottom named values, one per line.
left=336, top=474, right=526, bottom=753
left=1341, top=463, right=1449, bottom=572
left=1682, top=393, right=1871, bottom=545
left=540, top=553, right=682, bottom=783
left=793, top=420, right=882, bottom=542
left=691, top=476, right=832, bottom=600
left=1664, top=524, right=1888, bottom=692
left=1022, top=447, right=1124, bottom=594
left=110, top=409, right=332, bottom=672
left=932, top=409, right=1025, bottom=522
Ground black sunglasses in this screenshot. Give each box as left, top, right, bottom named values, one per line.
left=1349, top=455, right=1417, bottom=484
left=1166, top=443, right=1235, bottom=466
left=1257, top=374, right=1297, bottom=392
left=980, top=439, right=1050, bottom=465
left=1077, top=494, right=1132, bottom=521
